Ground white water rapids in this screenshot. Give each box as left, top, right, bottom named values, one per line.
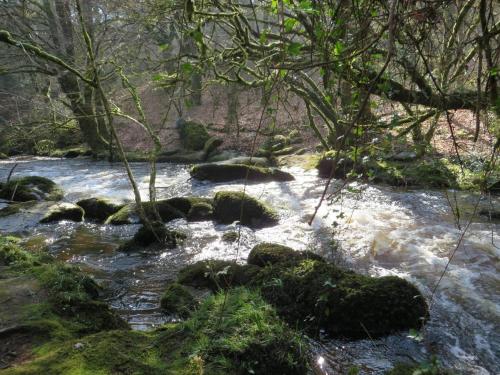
left=0, top=157, right=498, bottom=374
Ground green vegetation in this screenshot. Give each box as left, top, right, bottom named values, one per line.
left=0, top=237, right=309, bottom=375
left=191, top=163, right=294, bottom=182
left=0, top=176, right=63, bottom=202
left=247, top=242, right=323, bottom=267
left=213, top=191, right=279, bottom=228
left=176, top=243, right=428, bottom=340
left=160, top=283, right=197, bottom=318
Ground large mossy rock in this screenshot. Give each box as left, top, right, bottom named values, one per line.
left=219, top=156, right=271, bottom=167
left=0, top=176, right=63, bottom=202
left=257, top=259, right=428, bottom=338
left=191, top=163, right=294, bottom=182
left=119, top=221, right=186, bottom=251
left=248, top=242, right=323, bottom=267
left=160, top=283, right=197, bottom=318
left=177, top=119, right=210, bottom=151
left=105, top=197, right=213, bottom=225
left=0, top=152, right=8, bottom=160
left=316, top=152, right=357, bottom=179
left=202, top=136, right=223, bottom=158
left=40, top=203, right=84, bottom=223
left=178, top=260, right=260, bottom=290
left=76, top=197, right=123, bottom=223
left=213, top=191, right=279, bottom=228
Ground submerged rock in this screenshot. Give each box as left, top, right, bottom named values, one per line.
left=177, top=119, right=210, bottom=151
left=40, top=203, right=84, bottom=223
left=191, top=163, right=294, bottom=182
left=0, top=176, right=63, bottom=202
left=76, top=197, right=123, bottom=223
left=213, top=191, right=279, bottom=228
left=160, top=283, right=197, bottom=318
left=248, top=242, right=323, bottom=267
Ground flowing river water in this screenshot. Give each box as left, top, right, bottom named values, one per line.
left=0, top=157, right=498, bottom=374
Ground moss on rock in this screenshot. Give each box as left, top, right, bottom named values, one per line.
left=0, top=152, right=8, bottom=159
left=187, top=202, right=213, bottom=221
left=160, top=283, right=197, bottom=318
left=76, top=197, right=123, bottom=223
left=190, top=163, right=295, bottom=182
left=119, top=221, right=186, bottom=251
left=177, top=260, right=260, bottom=290
left=222, top=230, right=239, bottom=242
left=177, top=119, right=210, bottom=151
left=40, top=203, right=84, bottom=223
left=257, top=259, right=428, bottom=338
left=248, top=242, right=324, bottom=267
left=105, top=196, right=213, bottom=225
left=203, top=136, right=223, bottom=157
left=213, top=191, right=279, bottom=228
left=0, top=176, right=63, bottom=202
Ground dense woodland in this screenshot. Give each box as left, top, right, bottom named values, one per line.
left=0, top=1, right=498, bottom=375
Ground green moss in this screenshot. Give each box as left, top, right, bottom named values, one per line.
left=160, top=283, right=197, bottom=318
left=0, top=176, right=64, bottom=202
left=177, top=260, right=260, bottom=290
left=191, top=163, right=295, bottom=182
left=213, top=191, right=279, bottom=228
left=248, top=242, right=323, bottom=267
left=119, top=222, right=186, bottom=251
left=0, top=235, right=34, bottom=266
left=187, top=202, right=213, bottom=221
left=49, top=146, right=91, bottom=158
left=39, top=203, right=84, bottom=223
left=178, top=120, right=210, bottom=151
left=158, top=288, right=309, bottom=375
left=256, top=259, right=428, bottom=338
left=4, top=289, right=309, bottom=375
left=0, top=151, right=8, bottom=159
left=76, top=197, right=123, bottom=223
left=105, top=197, right=213, bottom=225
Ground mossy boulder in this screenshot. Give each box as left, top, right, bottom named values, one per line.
left=248, top=242, right=324, bottom=267
left=187, top=202, right=213, bottom=221
left=178, top=260, right=260, bottom=290
left=119, top=222, right=186, bottom=251
left=50, top=146, right=91, bottom=158
left=257, top=259, right=428, bottom=338
left=177, top=119, right=210, bottom=151
left=190, top=163, right=294, bottom=182
left=0, top=152, right=8, bottom=159
left=105, top=196, right=213, bottom=225
left=222, top=230, right=239, bottom=242
left=76, top=197, right=123, bottom=223
left=160, top=283, right=197, bottom=318
left=203, top=136, right=223, bottom=157
left=0, top=176, right=63, bottom=202
left=213, top=191, right=279, bottom=228
left=40, top=203, right=84, bottom=223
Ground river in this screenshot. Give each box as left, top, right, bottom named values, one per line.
left=0, top=157, right=498, bottom=374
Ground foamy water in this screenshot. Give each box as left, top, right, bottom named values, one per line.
left=0, top=157, right=498, bottom=374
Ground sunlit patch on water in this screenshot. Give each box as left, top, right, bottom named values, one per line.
left=0, top=158, right=498, bottom=374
